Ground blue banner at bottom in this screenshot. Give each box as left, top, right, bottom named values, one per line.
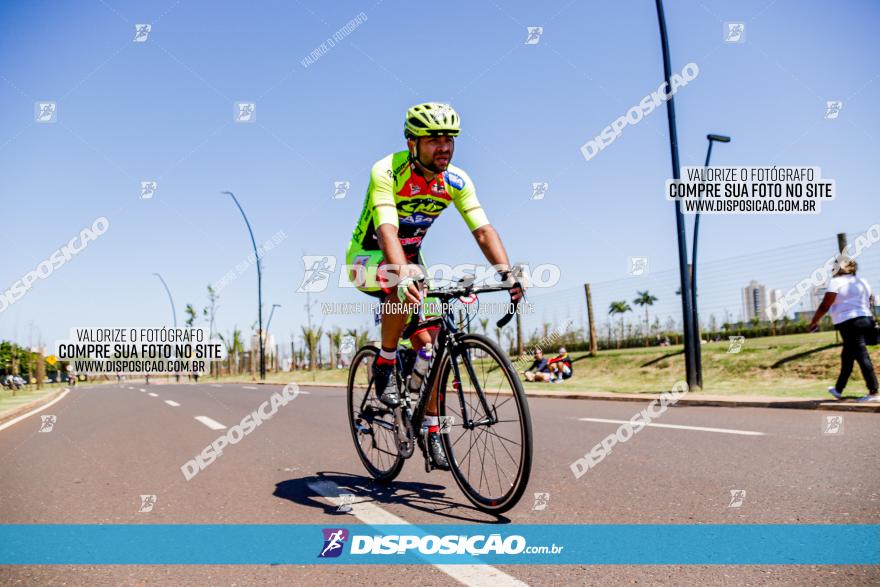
left=0, top=525, right=878, bottom=565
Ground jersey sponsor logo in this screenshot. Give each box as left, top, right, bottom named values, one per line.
left=399, top=236, right=423, bottom=246
left=410, top=183, right=421, bottom=195
left=393, top=157, right=410, bottom=176
left=445, top=171, right=465, bottom=190
left=397, top=198, right=447, bottom=216
left=399, top=213, right=435, bottom=227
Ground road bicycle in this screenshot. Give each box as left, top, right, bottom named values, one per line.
left=347, top=275, right=533, bottom=514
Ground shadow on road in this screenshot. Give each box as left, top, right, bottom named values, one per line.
left=273, top=471, right=510, bottom=523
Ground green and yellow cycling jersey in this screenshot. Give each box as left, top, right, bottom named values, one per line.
left=346, top=150, right=489, bottom=292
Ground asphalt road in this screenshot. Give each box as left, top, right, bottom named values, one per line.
left=1, top=382, right=878, bottom=586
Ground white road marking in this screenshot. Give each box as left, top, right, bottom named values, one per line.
left=139, top=388, right=146, bottom=392
left=0, top=389, right=71, bottom=433
left=210, top=384, right=222, bottom=387
left=578, top=417, right=765, bottom=436
left=194, top=416, right=226, bottom=430
left=309, top=480, right=528, bottom=587
left=242, top=385, right=258, bottom=389
left=148, top=393, right=159, bottom=397
left=164, top=400, right=180, bottom=407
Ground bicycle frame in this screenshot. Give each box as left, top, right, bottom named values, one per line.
left=403, top=306, right=498, bottom=444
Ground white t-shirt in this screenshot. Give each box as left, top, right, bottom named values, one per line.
left=826, top=275, right=873, bottom=325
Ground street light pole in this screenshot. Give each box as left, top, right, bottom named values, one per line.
left=153, top=273, right=177, bottom=327
left=222, top=191, right=265, bottom=380
left=153, top=272, right=179, bottom=383
left=655, top=0, right=698, bottom=390
left=266, top=304, right=281, bottom=372
left=691, top=134, right=730, bottom=387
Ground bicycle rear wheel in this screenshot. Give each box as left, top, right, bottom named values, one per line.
left=347, top=345, right=405, bottom=482
left=438, top=334, right=533, bottom=513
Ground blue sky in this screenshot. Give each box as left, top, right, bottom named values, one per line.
left=1, top=0, right=878, bottom=349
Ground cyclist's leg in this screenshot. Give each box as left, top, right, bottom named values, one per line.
left=346, top=243, right=421, bottom=406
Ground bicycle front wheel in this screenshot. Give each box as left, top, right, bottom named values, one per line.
left=438, top=334, right=533, bottom=513
left=347, top=345, right=405, bottom=482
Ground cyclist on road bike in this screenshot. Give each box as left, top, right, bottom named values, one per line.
left=346, top=102, right=523, bottom=470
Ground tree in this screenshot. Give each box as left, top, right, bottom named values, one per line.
left=219, top=328, right=244, bottom=374
left=479, top=318, right=489, bottom=337
left=301, top=326, right=323, bottom=372
left=203, top=285, right=219, bottom=377
left=633, top=290, right=658, bottom=343
left=504, top=331, right=515, bottom=355
left=608, top=301, right=632, bottom=349
left=327, top=327, right=343, bottom=368
left=346, top=328, right=369, bottom=352
left=184, top=304, right=198, bottom=328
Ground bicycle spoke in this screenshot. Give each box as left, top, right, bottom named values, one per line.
left=439, top=334, right=531, bottom=512
left=481, top=425, right=522, bottom=448
left=488, top=430, right=512, bottom=491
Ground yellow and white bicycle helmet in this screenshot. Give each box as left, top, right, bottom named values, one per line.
left=404, top=102, right=460, bottom=138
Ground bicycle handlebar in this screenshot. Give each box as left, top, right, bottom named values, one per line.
left=409, top=275, right=522, bottom=329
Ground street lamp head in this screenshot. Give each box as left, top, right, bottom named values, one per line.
left=707, top=134, right=731, bottom=143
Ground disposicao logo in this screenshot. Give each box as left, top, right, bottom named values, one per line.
left=319, top=528, right=348, bottom=558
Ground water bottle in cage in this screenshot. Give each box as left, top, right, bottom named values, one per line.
left=408, top=343, right=433, bottom=398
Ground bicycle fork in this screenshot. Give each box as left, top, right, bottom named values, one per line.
left=449, top=345, right=499, bottom=430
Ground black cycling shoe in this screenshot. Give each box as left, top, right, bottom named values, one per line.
left=371, top=361, right=400, bottom=407
left=427, top=431, right=450, bottom=470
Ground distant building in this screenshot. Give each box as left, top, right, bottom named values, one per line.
left=742, top=281, right=786, bottom=321
left=742, top=280, right=767, bottom=322
left=250, top=332, right=277, bottom=358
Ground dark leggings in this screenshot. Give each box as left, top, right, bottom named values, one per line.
left=835, top=316, right=879, bottom=394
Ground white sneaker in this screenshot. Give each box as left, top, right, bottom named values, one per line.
left=857, top=394, right=880, bottom=403
left=827, top=387, right=842, bottom=400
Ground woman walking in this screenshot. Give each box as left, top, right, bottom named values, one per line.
left=809, top=258, right=878, bottom=401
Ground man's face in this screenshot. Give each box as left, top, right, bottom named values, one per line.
left=409, top=135, right=454, bottom=172
left=535, top=350, right=543, bottom=360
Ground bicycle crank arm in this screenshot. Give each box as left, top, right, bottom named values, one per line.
left=394, top=408, right=415, bottom=459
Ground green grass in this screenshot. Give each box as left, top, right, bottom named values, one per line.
left=160, top=331, right=877, bottom=399
left=529, top=330, right=872, bottom=397
left=0, top=383, right=68, bottom=417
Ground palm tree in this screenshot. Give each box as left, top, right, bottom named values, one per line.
left=479, top=318, right=489, bottom=336
left=219, top=327, right=244, bottom=375
left=346, top=328, right=370, bottom=351
left=608, top=301, right=632, bottom=349
left=301, top=325, right=323, bottom=372
left=633, top=290, right=659, bottom=343
left=327, top=327, right=343, bottom=368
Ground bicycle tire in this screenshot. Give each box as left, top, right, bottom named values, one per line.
left=438, top=333, right=533, bottom=513
left=347, top=345, right=405, bottom=482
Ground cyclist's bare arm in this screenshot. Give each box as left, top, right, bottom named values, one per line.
left=472, top=224, right=524, bottom=301
left=377, top=223, right=423, bottom=304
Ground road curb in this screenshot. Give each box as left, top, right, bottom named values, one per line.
left=171, top=380, right=880, bottom=412
left=0, top=387, right=67, bottom=426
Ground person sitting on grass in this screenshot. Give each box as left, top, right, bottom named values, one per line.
left=548, top=347, right=573, bottom=383
left=522, top=349, right=552, bottom=382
